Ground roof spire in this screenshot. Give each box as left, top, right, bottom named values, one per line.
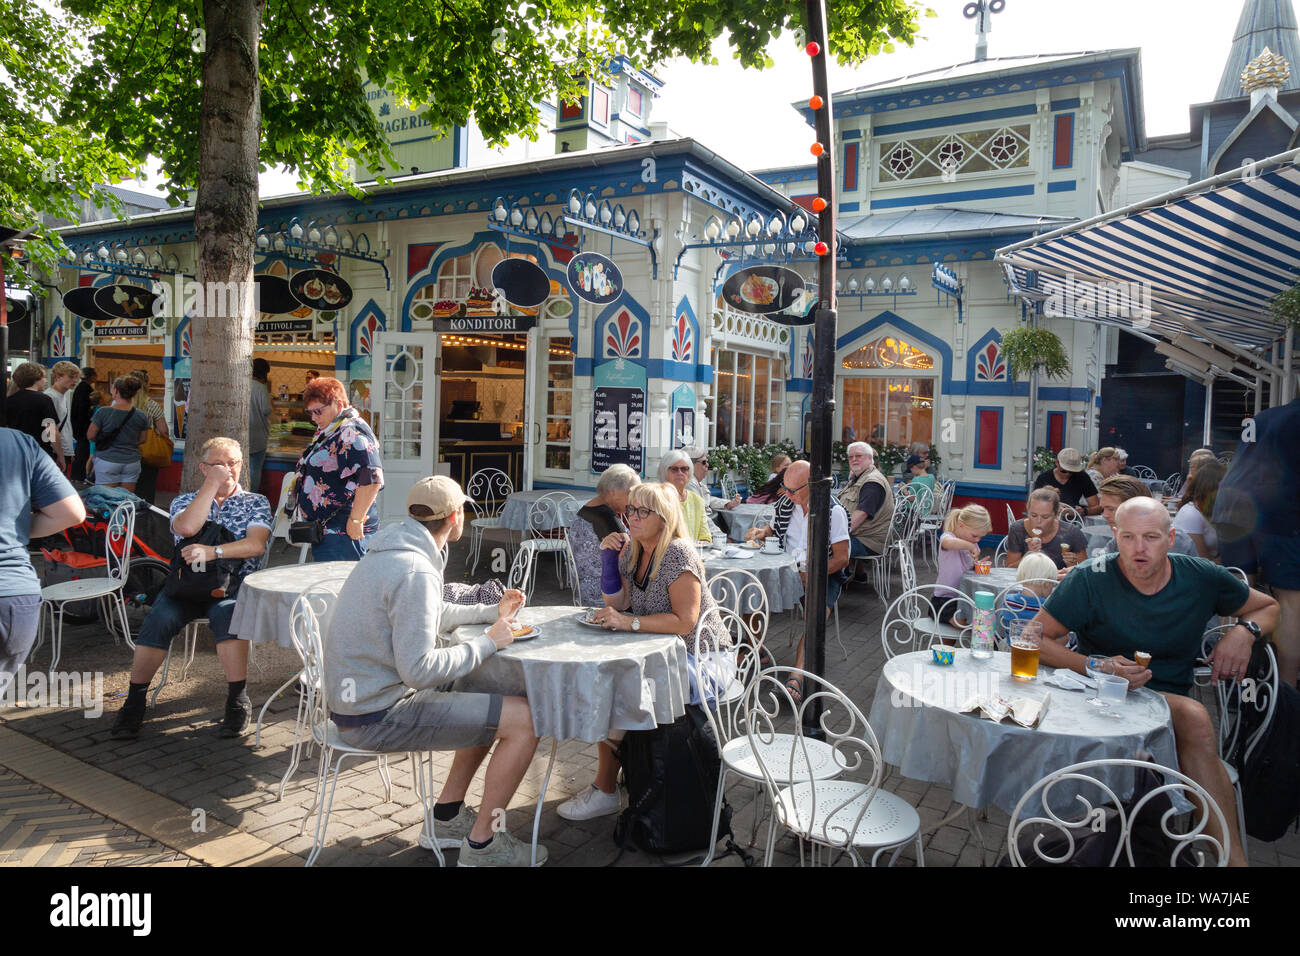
left=963, top=0, right=1006, bottom=62
left=1216, top=0, right=1300, bottom=100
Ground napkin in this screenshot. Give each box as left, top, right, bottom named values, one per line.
left=959, top=693, right=1051, bottom=728
left=722, top=547, right=755, bottom=560
left=1042, top=670, right=1094, bottom=692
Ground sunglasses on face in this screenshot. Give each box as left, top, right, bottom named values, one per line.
left=782, top=481, right=809, bottom=494
left=626, top=506, right=658, bottom=520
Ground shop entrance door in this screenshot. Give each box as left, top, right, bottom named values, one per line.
left=372, top=332, right=437, bottom=525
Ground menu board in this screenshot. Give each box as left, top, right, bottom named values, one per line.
left=592, top=386, right=645, bottom=473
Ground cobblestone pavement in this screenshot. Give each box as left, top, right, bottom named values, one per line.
left=4, top=532, right=1298, bottom=867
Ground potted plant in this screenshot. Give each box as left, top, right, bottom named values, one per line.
left=1000, top=327, right=1071, bottom=381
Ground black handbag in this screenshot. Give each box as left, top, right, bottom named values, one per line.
left=164, top=521, right=236, bottom=602
left=287, top=519, right=324, bottom=546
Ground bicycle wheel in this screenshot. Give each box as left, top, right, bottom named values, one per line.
left=122, top=557, right=173, bottom=631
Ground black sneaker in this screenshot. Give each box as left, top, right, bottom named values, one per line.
left=218, top=694, right=252, bottom=738
left=110, top=700, right=147, bottom=740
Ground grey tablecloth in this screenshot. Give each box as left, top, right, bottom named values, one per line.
left=703, top=546, right=804, bottom=613
left=229, top=561, right=356, bottom=648
left=498, top=491, right=576, bottom=532
left=448, top=605, right=688, bottom=742
left=868, top=650, right=1178, bottom=815
left=959, top=567, right=1019, bottom=601
left=725, top=503, right=774, bottom=542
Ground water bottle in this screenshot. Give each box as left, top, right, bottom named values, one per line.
left=972, top=590, right=995, bottom=660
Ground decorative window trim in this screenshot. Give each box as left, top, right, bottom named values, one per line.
left=874, top=123, right=1033, bottom=188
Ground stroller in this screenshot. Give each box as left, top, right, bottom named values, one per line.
left=35, top=486, right=175, bottom=628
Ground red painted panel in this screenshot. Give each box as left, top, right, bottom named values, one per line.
left=560, top=98, right=583, bottom=120
left=977, top=408, right=1000, bottom=466
left=406, top=242, right=441, bottom=281
left=1053, top=114, right=1073, bottom=168
left=1048, top=411, right=1065, bottom=452
left=843, top=143, right=859, bottom=191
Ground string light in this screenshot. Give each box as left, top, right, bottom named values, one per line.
left=808, top=95, right=824, bottom=110
left=439, top=334, right=528, bottom=351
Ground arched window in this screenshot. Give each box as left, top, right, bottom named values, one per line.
left=841, top=335, right=935, bottom=371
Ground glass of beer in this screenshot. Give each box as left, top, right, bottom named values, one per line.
left=1009, top=619, right=1043, bottom=681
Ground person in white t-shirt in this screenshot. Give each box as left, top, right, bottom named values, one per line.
left=43, top=361, right=81, bottom=468
left=1173, top=461, right=1225, bottom=561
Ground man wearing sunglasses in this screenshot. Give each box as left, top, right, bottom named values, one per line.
left=683, top=445, right=741, bottom=537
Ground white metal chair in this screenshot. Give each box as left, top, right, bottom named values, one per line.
left=992, top=578, right=1057, bottom=648
left=992, top=537, right=1009, bottom=568
left=1131, top=465, right=1158, bottom=481
left=466, top=467, right=514, bottom=575
left=719, top=473, right=740, bottom=501
left=36, top=499, right=137, bottom=672
left=1057, top=503, right=1084, bottom=527
left=287, top=590, right=443, bottom=867
left=856, top=505, right=909, bottom=600
left=894, top=539, right=916, bottom=596
left=269, top=471, right=311, bottom=565
left=918, top=481, right=953, bottom=568
left=745, top=666, right=923, bottom=866
left=880, top=584, right=976, bottom=658
left=508, top=492, right=576, bottom=599
left=1006, top=757, right=1230, bottom=867
left=1005, top=502, right=1017, bottom=531
left=1164, top=472, right=1182, bottom=498
left=707, top=568, right=770, bottom=648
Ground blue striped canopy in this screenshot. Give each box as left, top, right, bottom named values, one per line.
left=996, top=152, right=1300, bottom=353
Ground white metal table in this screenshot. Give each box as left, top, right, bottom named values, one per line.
left=498, top=490, right=577, bottom=532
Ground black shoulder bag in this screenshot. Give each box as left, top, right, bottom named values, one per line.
left=94, top=409, right=132, bottom=451
left=164, top=521, right=237, bottom=602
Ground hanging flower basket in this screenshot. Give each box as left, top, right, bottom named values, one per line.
left=1000, top=327, right=1071, bottom=381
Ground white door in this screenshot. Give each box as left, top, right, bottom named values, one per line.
left=373, top=332, right=437, bottom=524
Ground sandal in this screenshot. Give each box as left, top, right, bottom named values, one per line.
left=784, top=675, right=805, bottom=706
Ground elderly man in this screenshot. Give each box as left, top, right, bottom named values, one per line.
left=1033, top=447, right=1101, bottom=516
left=683, top=446, right=740, bottom=536
left=325, top=476, right=543, bottom=866
left=749, top=460, right=849, bottom=700
left=110, top=437, right=272, bottom=740
left=1032, top=497, right=1278, bottom=867
left=837, top=442, right=894, bottom=578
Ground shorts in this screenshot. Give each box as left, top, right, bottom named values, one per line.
left=93, top=457, right=142, bottom=485
left=335, top=690, right=503, bottom=753
left=1218, top=531, right=1300, bottom=591
left=849, top=537, right=879, bottom=560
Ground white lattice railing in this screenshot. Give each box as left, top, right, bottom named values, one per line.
left=710, top=308, right=791, bottom=351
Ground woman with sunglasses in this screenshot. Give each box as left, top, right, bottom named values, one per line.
left=658, top=449, right=711, bottom=543
left=286, top=376, right=384, bottom=562
left=558, top=482, right=729, bottom=821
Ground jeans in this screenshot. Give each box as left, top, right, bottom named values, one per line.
left=312, top=533, right=368, bottom=562
left=0, top=593, right=42, bottom=691
left=849, top=537, right=879, bottom=560
left=248, top=451, right=266, bottom=496
left=135, top=592, right=239, bottom=650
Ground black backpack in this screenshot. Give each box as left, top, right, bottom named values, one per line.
left=164, top=521, right=236, bottom=603
left=1230, top=643, right=1300, bottom=842
left=613, top=704, right=747, bottom=864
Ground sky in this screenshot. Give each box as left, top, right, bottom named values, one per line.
left=129, top=0, right=1264, bottom=196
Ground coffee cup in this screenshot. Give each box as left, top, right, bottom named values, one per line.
left=712, top=534, right=727, bottom=549
left=763, top=538, right=780, bottom=554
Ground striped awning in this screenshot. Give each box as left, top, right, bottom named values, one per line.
left=996, top=150, right=1300, bottom=356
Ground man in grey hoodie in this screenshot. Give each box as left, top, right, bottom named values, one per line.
left=325, top=475, right=544, bottom=866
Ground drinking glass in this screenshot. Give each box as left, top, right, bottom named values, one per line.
left=1086, top=658, right=1129, bottom=708
left=1008, top=620, right=1043, bottom=681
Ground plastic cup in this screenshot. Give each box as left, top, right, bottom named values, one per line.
left=1096, top=673, right=1128, bottom=705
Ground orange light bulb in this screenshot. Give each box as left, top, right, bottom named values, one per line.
left=808, top=95, right=824, bottom=110
left=806, top=41, right=821, bottom=57
left=810, top=142, right=825, bottom=156
left=814, top=241, right=829, bottom=256
left=811, top=197, right=828, bottom=212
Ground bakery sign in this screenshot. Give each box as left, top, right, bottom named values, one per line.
left=432, top=313, right=536, bottom=333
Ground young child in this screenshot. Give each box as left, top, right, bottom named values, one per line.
left=937, top=504, right=991, bottom=625
left=998, top=551, right=1057, bottom=634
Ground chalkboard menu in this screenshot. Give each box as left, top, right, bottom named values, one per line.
left=592, top=386, right=645, bottom=472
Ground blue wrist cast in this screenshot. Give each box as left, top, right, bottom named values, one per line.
left=600, top=549, right=622, bottom=594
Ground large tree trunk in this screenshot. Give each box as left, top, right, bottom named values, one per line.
left=185, top=0, right=263, bottom=489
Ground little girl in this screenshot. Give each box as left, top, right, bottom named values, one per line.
left=937, top=504, right=991, bottom=625
left=998, top=551, right=1057, bottom=634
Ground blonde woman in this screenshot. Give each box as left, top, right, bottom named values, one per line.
left=562, top=482, right=729, bottom=821
left=937, top=504, right=992, bottom=625
left=658, top=448, right=711, bottom=542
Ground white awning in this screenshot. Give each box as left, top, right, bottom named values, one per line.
left=996, top=149, right=1300, bottom=368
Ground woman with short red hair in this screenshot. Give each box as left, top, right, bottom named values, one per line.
left=286, top=376, right=384, bottom=561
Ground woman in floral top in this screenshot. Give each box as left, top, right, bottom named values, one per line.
left=292, top=376, right=384, bottom=562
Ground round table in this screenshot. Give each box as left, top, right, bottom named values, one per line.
left=229, top=561, right=357, bottom=648
left=448, top=604, right=689, bottom=865
left=498, top=490, right=577, bottom=533
left=702, top=545, right=804, bottom=613
left=867, top=649, right=1178, bottom=816
left=725, top=503, right=774, bottom=542
left=959, top=567, right=1019, bottom=601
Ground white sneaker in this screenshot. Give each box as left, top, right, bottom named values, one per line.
left=556, top=784, right=621, bottom=821
left=418, top=805, right=476, bottom=851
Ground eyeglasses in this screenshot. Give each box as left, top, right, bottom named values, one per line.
left=782, top=481, right=809, bottom=494
left=667, top=465, right=691, bottom=473
left=306, top=405, right=329, bottom=418
left=202, top=459, right=242, bottom=470
left=626, top=506, right=657, bottom=520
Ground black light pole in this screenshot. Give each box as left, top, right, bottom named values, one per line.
left=802, top=0, right=837, bottom=734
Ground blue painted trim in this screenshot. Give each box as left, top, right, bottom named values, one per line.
left=593, top=293, right=650, bottom=364
left=673, top=294, right=701, bottom=368
left=453, top=127, right=469, bottom=168
left=347, top=300, right=387, bottom=360
left=974, top=405, right=1004, bottom=470
left=871, top=184, right=1034, bottom=210
left=1047, top=180, right=1077, bottom=193
left=955, top=482, right=1032, bottom=499
left=872, top=103, right=1038, bottom=136
left=966, top=328, right=1010, bottom=387
left=1038, top=386, right=1091, bottom=402
left=839, top=202, right=861, bottom=213
left=752, top=165, right=817, bottom=185
left=1095, top=395, right=1102, bottom=408
left=1051, top=98, right=1081, bottom=112
left=533, top=480, right=599, bottom=493
left=787, top=379, right=813, bottom=394
left=842, top=129, right=862, bottom=140
left=837, top=310, right=954, bottom=394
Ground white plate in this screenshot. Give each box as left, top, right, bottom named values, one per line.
left=759, top=548, right=784, bottom=556
left=484, top=623, right=541, bottom=641
left=577, top=610, right=609, bottom=628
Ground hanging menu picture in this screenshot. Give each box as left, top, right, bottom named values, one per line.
left=592, top=386, right=645, bottom=473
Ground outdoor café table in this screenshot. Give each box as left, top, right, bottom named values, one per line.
left=959, top=566, right=1019, bottom=601
left=448, top=604, right=689, bottom=865
left=725, top=503, right=774, bottom=542
left=701, top=544, right=805, bottom=613
left=498, top=490, right=576, bottom=533
left=228, top=561, right=357, bottom=745
left=867, top=649, right=1179, bottom=847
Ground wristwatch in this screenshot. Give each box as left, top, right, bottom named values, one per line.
left=214, top=546, right=225, bottom=560
left=1237, top=619, right=1263, bottom=643
left=631, top=616, right=641, bottom=632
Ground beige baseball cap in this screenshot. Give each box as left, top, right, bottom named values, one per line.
left=406, top=476, right=468, bottom=520
left=1057, top=448, right=1085, bottom=472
